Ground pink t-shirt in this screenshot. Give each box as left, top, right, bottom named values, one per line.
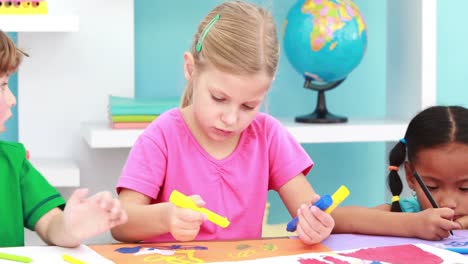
left=117, top=108, right=313, bottom=242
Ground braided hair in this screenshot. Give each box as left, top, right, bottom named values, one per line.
left=387, top=106, right=468, bottom=212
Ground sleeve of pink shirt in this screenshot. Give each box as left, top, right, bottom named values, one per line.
left=266, top=115, right=313, bottom=191
left=116, top=124, right=167, bottom=199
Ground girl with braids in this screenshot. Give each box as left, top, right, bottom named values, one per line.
left=112, top=1, right=334, bottom=245
left=332, top=106, right=468, bottom=240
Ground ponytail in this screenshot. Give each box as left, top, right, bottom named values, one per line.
left=387, top=140, right=407, bottom=212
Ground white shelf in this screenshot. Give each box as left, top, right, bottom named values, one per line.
left=81, top=119, right=408, bottom=149
left=81, top=122, right=144, bottom=149
left=282, top=119, right=408, bottom=143
left=30, top=158, right=80, bottom=187
left=0, top=15, right=79, bottom=32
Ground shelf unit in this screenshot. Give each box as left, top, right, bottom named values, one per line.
left=81, top=118, right=409, bottom=148
left=12, top=15, right=81, bottom=187
left=80, top=0, right=436, bottom=150
left=0, top=15, right=79, bottom=32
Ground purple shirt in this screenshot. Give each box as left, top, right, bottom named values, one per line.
left=117, top=108, right=313, bottom=242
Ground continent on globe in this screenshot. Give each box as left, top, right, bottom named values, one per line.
left=301, top=0, right=366, bottom=52
left=283, top=0, right=367, bottom=83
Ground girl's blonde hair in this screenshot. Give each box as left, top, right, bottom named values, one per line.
left=0, top=30, right=26, bottom=76
left=181, top=1, right=279, bottom=107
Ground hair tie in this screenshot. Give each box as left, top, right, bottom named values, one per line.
left=400, top=138, right=407, bottom=145
left=388, top=165, right=399, bottom=171
left=391, top=195, right=400, bottom=202
left=196, top=14, right=220, bottom=52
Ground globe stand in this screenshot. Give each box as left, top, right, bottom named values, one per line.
left=295, top=77, right=348, bottom=123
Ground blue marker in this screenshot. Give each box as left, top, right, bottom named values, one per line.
left=286, top=194, right=333, bottom=232
left=444, top=247, right=468, bottom=254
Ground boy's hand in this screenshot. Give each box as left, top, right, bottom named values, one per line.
left=296, top=195, right=335, bottom=245
left=63, top=189, right=128, bottom=242
left=167, top=195, right=207, bottom=241
left=414, top=208, right=461, bottom=240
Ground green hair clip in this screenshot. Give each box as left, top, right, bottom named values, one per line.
left=196, top=14, right=220, bottom=53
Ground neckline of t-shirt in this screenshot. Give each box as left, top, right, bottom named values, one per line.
left=174, top=108, right=248, bottom=164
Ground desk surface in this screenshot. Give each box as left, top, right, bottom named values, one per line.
left=89, top=230, right=468, bottom=263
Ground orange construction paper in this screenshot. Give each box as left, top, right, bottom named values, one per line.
left=90, top=237, right=331, bottom=263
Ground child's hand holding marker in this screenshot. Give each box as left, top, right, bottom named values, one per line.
left=289, top=185, right=349, bottom=245
left=168, top=190, right=230, bottom=241
left=413, top=208, right=461, bottom=240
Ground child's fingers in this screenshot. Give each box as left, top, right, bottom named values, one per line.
left=109, top=210, right=128, bottom=228
left=93, top=191, right=115, bottom=210
left=310, top=206, right=335, bottom=228
left=189, top=195, right=206, bottom=207
left=436, top=218, right=460, bottom=234
left=67, top=188, right=89, bottom=205
left=296, top=221, right=320, bottom=245
left=173, top=227, right=200, bottom=242
left=435, top=228, right=450, bottom=240
left=308, top=194, right=321, bottom=205
left=109, top=199, right=124, bottom=220
left=454, top=219, right=464, bottom=230
left=437, top=207, right=455, bottom=220
left=178, top=208, right=205, bottom=224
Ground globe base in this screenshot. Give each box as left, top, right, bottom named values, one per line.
left=295, top=77, right=348, bottom=123
left=295, top=111, right=347, bottom=123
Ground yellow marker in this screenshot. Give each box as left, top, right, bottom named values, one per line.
left=169, top=190, right=230, bottom=228
left=62, top=254, right=87, bottom=264
left=324, top=185, right=350, bottom=213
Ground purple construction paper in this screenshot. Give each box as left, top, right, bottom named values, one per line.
left=322, top=230, right=468, bottom=253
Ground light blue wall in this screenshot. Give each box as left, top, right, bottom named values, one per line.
left=0, top=33, right=18, bottom=142
left=135, top=0, right=387, bottom=224
left=437, top=0, right=468, bottom=107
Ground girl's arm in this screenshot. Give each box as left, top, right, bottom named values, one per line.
left=111, top=189, right=206, bottom=243
left=35, top=189, right=127, bottom=247
left=332, top=205, right=460, bottom=240
left=278, top=174, right=317, bottom=217
left=332, top=204, right=415, bottom=236
left=279, top=175, right=335, bottom=245
left=455, top=215, right=468, bottom=229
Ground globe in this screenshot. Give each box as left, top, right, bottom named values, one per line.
left=283, top=0, right=367, bottom=123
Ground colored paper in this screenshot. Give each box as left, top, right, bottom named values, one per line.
left=109, top=95, right=179, bottom=115
left=111, top=122, right=151, bottom=129
left=111, top=115, right=157, bottom=123
left=207, top=244, right=465, bottom=263
left=90, top=237, right=331, bottom=264
left=322, top=229, right=468, bottom=252
left=90, top=240, right=466, bottom=264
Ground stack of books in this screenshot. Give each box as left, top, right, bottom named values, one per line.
left=108, top=95, right=179, bottom=129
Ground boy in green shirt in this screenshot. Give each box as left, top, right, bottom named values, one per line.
left=0, top=30, right=127, bottom=247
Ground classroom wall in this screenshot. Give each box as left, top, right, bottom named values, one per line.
left=437, top=0, right=468, bottom=107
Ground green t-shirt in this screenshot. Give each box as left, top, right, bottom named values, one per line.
left=0, top=141, right=65, bottom=247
